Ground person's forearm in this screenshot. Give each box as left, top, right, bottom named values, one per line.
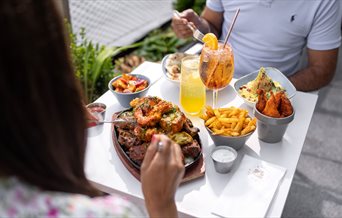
left=290, top=48, right=338, bottom=92
left=199, top=7, right=223, bottom=38
left=195, top=18, right=220, bottom=37
left=288, top=66, right=335, bottom=92
left=146, top=200, right=178, bottom=218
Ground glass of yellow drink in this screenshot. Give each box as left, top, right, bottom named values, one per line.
left=199, top=42, right=234, bottom=108
left=180, top=55, right=206, bottom=115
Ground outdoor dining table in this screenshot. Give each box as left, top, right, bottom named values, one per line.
left=85, top=61, right=318, bottom=217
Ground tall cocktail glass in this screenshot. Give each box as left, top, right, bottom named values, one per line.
left=180, top=55, right=206, bottom=115
left=199, top=42, right=234, bottom=108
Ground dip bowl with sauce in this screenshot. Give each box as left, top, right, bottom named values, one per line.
left=86, top=102, right=106, bottom=125
left=211, top=146, right=237, bottom=174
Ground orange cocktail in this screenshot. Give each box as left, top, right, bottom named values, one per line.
left=199, top=34, right=234, bottom=108
left=199, top=43, right=234, bottom=89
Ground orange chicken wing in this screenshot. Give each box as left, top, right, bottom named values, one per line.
left=256, top=89, right=267, bottom=112
left=279, top=93, right=293, bottom=117
left=262, top=91, right=281, bottom=118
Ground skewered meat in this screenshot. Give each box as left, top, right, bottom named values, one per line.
left=160, top=109, right=187, bottom=134
left=182, top=140, right=201, bottom=158
left=129, top=144, right=148, bottom=165
left=116, top=96, right=201, bottom=167
left=118, top=129, right=141, bottom=150
left=134, top=126, right=160, bottom=142
left=130, top=96, right=160, bottom=108
left=183, top=118, right=200, bottom=137
left=132, top=97, right=173, bottom=127
left=114, top=111, right=136, bottom=130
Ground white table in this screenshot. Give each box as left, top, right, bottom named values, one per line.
left=85, top=62, right=318, bottom=217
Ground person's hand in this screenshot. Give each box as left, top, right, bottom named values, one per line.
left=141, top=134, right=185, bottom=217
left=171, top=9, right=201, bottom=38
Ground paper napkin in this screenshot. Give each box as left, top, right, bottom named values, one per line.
left=212, top=155, right=286, bottom=218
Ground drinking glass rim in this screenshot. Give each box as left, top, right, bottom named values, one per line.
left=202, top=42, right=233, bottom=53
left=181, top=55, right=200, bottom=70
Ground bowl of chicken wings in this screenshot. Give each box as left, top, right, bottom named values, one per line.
left=112, top=96, right=202, bottom=169
left=234, top=67, right=296, bottom=107
left=254, top=89, right=295, bottom=143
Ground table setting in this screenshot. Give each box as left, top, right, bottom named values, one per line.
left=85, top=51, right=318, bottom=216
left=85, top=19, right=318, bottom=216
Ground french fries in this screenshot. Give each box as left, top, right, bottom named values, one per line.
left=200, top=106, right=256, bottom=136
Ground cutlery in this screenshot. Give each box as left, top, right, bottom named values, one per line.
left=88, top=118, right=136, bottom=125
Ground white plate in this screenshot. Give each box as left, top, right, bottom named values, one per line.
left=233, top=67, right=297, bottom=107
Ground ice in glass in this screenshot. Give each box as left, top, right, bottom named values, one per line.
left=199, top=33, right=234, bottom=108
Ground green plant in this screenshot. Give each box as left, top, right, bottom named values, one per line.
left=192, top=0, right=206, bottom=14
left=134, top=28, right=190, bottom=62
left=173, top=0, right=206, bottom=14
left=174, top=0, right=195, bottom=12
left=68, top=25, right=141, bottom=103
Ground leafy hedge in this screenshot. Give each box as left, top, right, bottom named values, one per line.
left=174, top=0, right=206, bottom=14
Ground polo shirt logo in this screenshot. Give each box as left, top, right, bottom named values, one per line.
left=290, top=15, right=296, bottom=22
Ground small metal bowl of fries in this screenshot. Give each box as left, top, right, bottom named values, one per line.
left=108, top=74, right=150, bottom=108
left=201, top=106, right=257, bottom=150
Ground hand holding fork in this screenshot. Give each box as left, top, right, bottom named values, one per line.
left=172, top=10, right=204, bottom=43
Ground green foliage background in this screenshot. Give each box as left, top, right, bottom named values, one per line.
left=69, top=27, right=116, bottom=103
left=134, top=28, right=189, bottom=62
left=174, top=0, right=206, bottom=14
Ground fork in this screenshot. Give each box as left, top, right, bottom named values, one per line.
left=173, top=10, right=204, bottom=43
left=88, top=118, right=137, bottom=125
